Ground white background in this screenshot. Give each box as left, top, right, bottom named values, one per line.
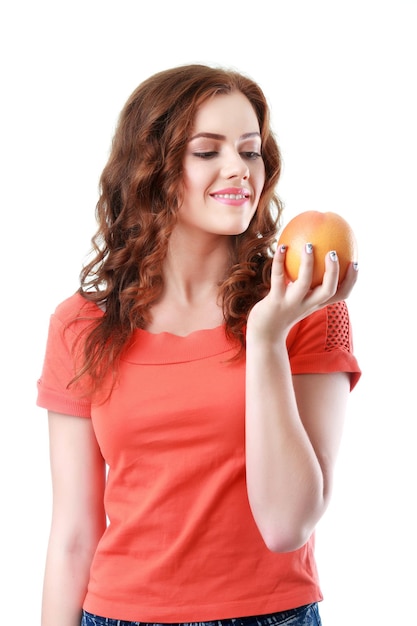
left=1, top=1, right=416, bottom=623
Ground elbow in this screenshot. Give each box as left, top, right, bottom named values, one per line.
left=257, top=522, right=314, bottom=553
left=264, top=533, right=311, bottom=554
left=248, top=491, right=329, bottom=553
left=247, top=483, right=329, bottom=552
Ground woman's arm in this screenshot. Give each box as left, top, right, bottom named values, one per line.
left=245, top=354, right=349, bottom=552
left=41, top=412, right=106, bottom=626
left=245, top=244, right=357, bottom=553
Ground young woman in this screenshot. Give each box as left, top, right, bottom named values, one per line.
left=37, top=64, right=361, bottom=626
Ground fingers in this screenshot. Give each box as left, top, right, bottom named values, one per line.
left=296, top=242, right=316, bottom=290
left=283, top=243, right=337, bottom=295
left=312, top=255, right=359, bottom=306
left=252, top=245, right=358, bottom=335
left=270, top=244, right=289, bottom=283
left=326, top=260, right=359, bottom=303
left=321, top=249, right=340, bottom=291
left=271, top=242, right=358, bottom=305
left=272, top=242, right=315, bottom=290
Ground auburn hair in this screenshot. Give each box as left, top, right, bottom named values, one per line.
left=74, top=64, right=283, bottom=390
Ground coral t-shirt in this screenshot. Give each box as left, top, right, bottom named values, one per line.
left=37, top=292, right=361, bottom=622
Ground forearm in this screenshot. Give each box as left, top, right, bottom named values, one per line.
left=42, top=413, right=107, bottom=625
left=41, top=537, right=95, bottom=626
left=245, top=334, right=325, bottom=552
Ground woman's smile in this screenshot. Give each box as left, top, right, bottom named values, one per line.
left=210, top=187, right=251, bottom=204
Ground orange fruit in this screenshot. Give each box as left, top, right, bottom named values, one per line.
left=277, top=211, right=358, bottom=288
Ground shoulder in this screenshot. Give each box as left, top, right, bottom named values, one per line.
left=53, top=291, right=104, bottom=326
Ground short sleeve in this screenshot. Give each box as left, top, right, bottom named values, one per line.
left=286, top=301, right=361, bottom=390
left=36, top=294, right=100, bottom=417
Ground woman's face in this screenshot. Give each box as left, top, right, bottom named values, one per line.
left=178, top=91, right=265, bottom=237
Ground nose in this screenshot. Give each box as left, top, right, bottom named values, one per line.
left=221, top=150, right=250, bottom=180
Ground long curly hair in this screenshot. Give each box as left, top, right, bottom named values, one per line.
left=74, top=64, right=283, bottom=390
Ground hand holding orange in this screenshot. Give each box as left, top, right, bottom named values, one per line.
left=277, top=211, right=358, bottom=288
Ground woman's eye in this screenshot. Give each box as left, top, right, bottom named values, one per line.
left=241, top=151, right=262, bottom=160
left=191, top=150, right=262, bottom=160
left=193, top=151, right=218, bottom=159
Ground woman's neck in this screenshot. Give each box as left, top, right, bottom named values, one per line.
left=145, top=231, right=231, bottom=335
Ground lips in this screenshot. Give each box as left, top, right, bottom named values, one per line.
left=210, top=188, right=250, bottom=201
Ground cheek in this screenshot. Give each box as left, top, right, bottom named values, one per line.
left=251, top=158, right=265, bottom=180
left=254, top=167, right=266, bottom=197
left=182, top=166, right=207, bottom=198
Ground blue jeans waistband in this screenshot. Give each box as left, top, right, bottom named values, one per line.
left=81, top=603, right=321, bottom=626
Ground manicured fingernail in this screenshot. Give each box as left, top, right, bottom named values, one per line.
left=353, top=262, right=359, bottom=271
left=329, top=250, right=338, bottom=262
left=280, top=244, right=287, bottom=253
left=305, top=243, right=313, bottom=254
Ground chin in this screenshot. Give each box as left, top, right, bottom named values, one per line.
left=220, top=222, right=252, bottom=236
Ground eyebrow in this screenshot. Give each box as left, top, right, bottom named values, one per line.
left=189, top=131, right=261, bottom=142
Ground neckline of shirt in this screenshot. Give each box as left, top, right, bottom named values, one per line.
left=123, top=325, right=239, bottom=364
